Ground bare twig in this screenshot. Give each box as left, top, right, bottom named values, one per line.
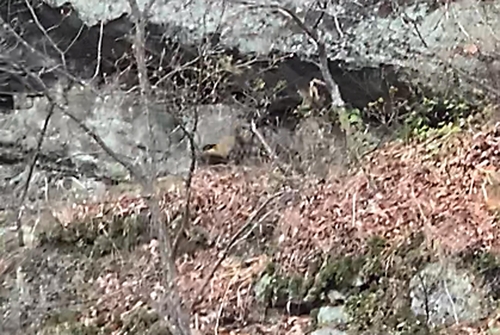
left=0, top=36, right=145, bottom=185
left=443, top=277, right=459, bottom=324
left=24, top=0, right=68, bottom=70
left=0, top=14, right=104, bottom=92
left=249, top=119, right=288, bottom=171
left=250, top=119, right=279, bottom=161
left=127, top=1, right=191, bottom=335
left=214, top=270, right=239, bottom=335
left=153, top=55, right=202, bottom=88
left=192, top=191, right=284, bottom=308
left=390, top=1, right=429, bottom=48
left=172, top=109, right=198, bottom=254
left=418, top=272, right=431, bottom=326
left=15, top=102, right=56, bottom=247
left=91, top=20, right=105, bottom=80
left=446, top=61, right=500, bottom=98
left=64, top=108, right=145, bottom=181
left=237, top=1, right=343, bottom=109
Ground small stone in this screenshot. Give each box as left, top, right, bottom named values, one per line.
left=311, top=327, right=348, bottom=335
left=317, top=305, right=349, bottom=326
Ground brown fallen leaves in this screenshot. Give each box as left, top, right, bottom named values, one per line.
left=43, top=123, right=500, bottom=334
left=175, top=123, right=500, bottom=331
left=275, top=124, right=500, bottom=272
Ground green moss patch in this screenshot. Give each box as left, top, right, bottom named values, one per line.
left=37, top=212, right=150, bottom=257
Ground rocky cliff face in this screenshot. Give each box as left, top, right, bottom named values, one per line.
left=0, top=0, right=497, bottom=210
left=40, top=0, right=500, bottom=96
left=4, top=0, right=497, bottom=110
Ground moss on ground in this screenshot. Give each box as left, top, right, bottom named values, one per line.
left=254, top=232, right=435, bottom=334
left=37, top=212, right=149, bottom=257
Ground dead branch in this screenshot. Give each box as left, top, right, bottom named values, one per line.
left=127, top=1, right=192, bottom=335
left=172, top=109, right=198, bottom=254
left=191, top=191, right=284, bottom=309
left=14, top=102, right=56, bottom=247
left=0, top=13, right=104, bottom=95
left=24, top=0, right=68, bottom=70
left=237, top=1, right=344, bottom=110
left=249, top=119, right=288, bottom=174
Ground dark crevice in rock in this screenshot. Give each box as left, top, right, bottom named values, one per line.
left=0, top=139, right=97, bottom=180
left=0, top=1, right=410, bottom=124
left=329, top=61, right=410, bottom=110
left=0, top=93, right=14, bottom=111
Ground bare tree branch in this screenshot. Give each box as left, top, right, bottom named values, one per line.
left=172, top=110, right=198, bottom=254
left=127, top=1, right=192, bottom=335
left=192, top=191, right=284, bottom=309
left=24, top=0, right=69, bottom=71
left=127, top=0, right=156, bottom=173
left=91, top=20, right=105, bottom=81
left=15, top=101, right=56, bottom=247
left=237, top=1, right=344, bottom=110
left=0, top=14, right=100, bottom=91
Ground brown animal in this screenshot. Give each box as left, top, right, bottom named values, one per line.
left=201, top=135, right=237, bottom=165
left=200, top=123, right=255, bottom=165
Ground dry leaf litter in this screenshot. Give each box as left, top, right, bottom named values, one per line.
left=31, top=123, right=500, bottom=334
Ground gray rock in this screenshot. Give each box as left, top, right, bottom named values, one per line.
left=317, top=305, right=349, bottom=326
left=311, top=327, right=348, bottom=335
left=0, top=81, right=246, bottom=180
left=409, top=261, right=492, bottom=327
left=44, top=0, right=500, bottom=98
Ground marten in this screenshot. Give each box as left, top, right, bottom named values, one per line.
left=200, top=135, right=237, bottom=165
